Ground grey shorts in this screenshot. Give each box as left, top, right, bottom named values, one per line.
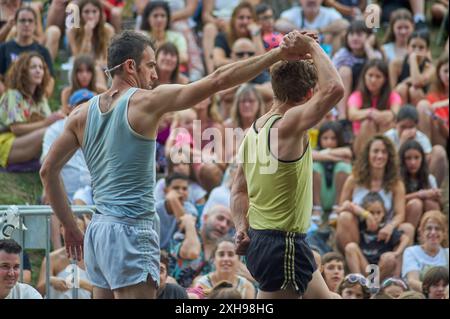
left=84, top=213, right=160, bottom=290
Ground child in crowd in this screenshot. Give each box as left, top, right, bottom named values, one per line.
left=380, top=277, right=409, bottom=298
left=320, top=252, right=346, bottom=293
left=156, top=173, right=199, bottom=251
left=337, top=273, right=371, bottom=299
left=343, top=192, right=409, bottom=280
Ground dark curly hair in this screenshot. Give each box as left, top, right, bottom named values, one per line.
left=353, top=135, right=400, bottom=191
left=5, top=52, right=51, bottom=103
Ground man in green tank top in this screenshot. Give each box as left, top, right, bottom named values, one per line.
left=40, top=30, right=316, bottom=299
left=231, top=31, right=345, bottom=299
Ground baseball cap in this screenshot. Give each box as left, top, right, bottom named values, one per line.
left=69, top=89, right=95, bottom=108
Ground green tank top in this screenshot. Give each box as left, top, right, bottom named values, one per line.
left=239, top=114, right=312, bottom=233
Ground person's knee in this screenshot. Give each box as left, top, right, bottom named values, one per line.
left=46, top=25, right=61, bottom=39
left=360, top=119, right=376, bottom=131
left=431, top=145, right=448, bottom=163
left=203, top=22, right=218, bottom=35
left=399, top=222, right=415, bottom=240
left=338, top=66, right=352, bottom=79
left=379, top=252, right=397, bottom=268
left=406, top=198, right=424, bottom=212
left=344, top=242, right=360, bottom=255
left=337, top=211, right=357, bottom=228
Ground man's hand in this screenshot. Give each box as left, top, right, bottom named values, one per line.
left=279, top=30, right=318, bottom=61
left=178, top=214, right=196, bottom=231
left=63, top=226, right=84, bottom=261
left=235, top=229, right=250, bottom=255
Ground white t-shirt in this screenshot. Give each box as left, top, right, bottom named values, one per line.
left=280, top=6, right=342, bottom=30
left=5, top=283, right=42, bottom=299
left=402, top=246, right=449, bottom=279
left=384, top=128, right=432, bottom=154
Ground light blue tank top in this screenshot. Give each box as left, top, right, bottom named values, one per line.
left=82, top=88, right=156, bottom=219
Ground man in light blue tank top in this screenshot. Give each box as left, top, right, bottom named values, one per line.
left=40, top=30, right=312, bottom=299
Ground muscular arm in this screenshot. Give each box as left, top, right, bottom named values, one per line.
left=40, top=113, right=83, bottom=258
left=148, top=46, right=284, bottom=116
left=230, top=164, right=249, bottom=233
left=278, top=41, right=344, bottom=136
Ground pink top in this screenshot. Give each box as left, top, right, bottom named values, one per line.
left=348, top=91, right=402, bottom=134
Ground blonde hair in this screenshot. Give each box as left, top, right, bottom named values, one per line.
left=418, top=210, right=448, bottom=247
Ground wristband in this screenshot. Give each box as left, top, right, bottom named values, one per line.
left=360, top=210, right=370, bottom=220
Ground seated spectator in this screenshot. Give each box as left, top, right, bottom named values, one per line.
left=380, top=277, right=409, bottom=298
left=337, top=135, right=415, bottom=252
left=164, top=0, right=205, bottom=82
left=60, top=54, right=107, bottom=115
left=36, top=216, right=92, bottom=299
left=312, top=121, right=352, bottom=220
left=67, top=0, right=115, bottom=66
left=193, top=238, right=256, bottom=299
left=348, top=59, right=401, bottom=154
left=333, top=20, right=383, bottom=122
left=213, top=2, right=265, bottom=70
left=382, top=9, right=414, bottom=64
left=155, top=154, right=206, bottom=206
left=139, top=1, right=189, bottom=68
left=323, top=0, right=366, bottom=21
left=422, top=266, right=449, bottom=299
left=384, top=105, right=448, bottom=187
left=275, top=0, right=349, bottom=53
left=417, top=53, right=449, bottom=147
left=343, top=192, right=409, bottom=280
left=337, top=273, right=371, bottom=299
left=399, top=140, right=441, bottom=230
left=231, top=39, right=271, bottom=85
left=0, top=52, right=64, bottom=169
left=157, top=250, right=189, bottom=299
left=320, top=252, right=346, bottom=293
left=402, top=210, right=449, bottom=292
left=0, top=6, right=55, bottom=97
left=224, top=83, right=264, bottom=131
left=155, top=42, right=189, bottom=86
left=169, top=205, right=233, bottom=288
left=202, top=0, right=240, bottom=74
left=0, top=239, right=42, bottom=299
left=389, top=30, right=435, bottom=106
left=156, top=173, right=199, bottom=251
left=255, top=3, right=283, bottom=51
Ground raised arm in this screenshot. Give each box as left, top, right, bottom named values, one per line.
left=230, top=164, right=250, bottom=255
left=278, top=33, right=345, bottom=135
left=147, top=43, right=285, bottom=116
left=39, top=115, right=84, bottom=261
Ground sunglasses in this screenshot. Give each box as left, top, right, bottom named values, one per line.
left=381, top=277, right=409, bottom=290
left=235, top=51, right=255, bottom=58
left=344, top=273, right=368, bottom=287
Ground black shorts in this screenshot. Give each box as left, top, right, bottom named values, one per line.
left=246, top=228, right=317, bottom=295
